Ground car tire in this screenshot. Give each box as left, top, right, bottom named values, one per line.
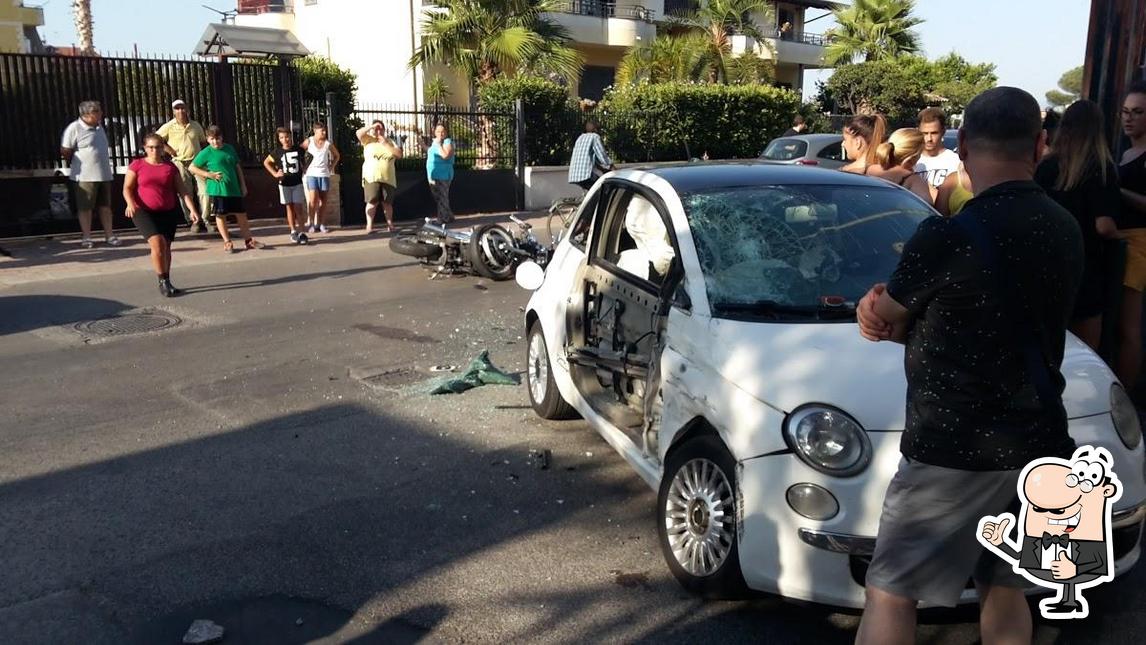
left=467, top=224, right=517, bottom=281
left=526, top=321, right=578, bottom=420
left=657, top=434, right=749, bottom=599
left=389, top=234, right=442, bottom=260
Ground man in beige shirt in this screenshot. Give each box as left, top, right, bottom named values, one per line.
left=157, top=99, right=211, bottom=233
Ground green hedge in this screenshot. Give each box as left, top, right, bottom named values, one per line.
left=478, top=76, right=575, bottom=166
left=601, top=82, right=801, bottom=162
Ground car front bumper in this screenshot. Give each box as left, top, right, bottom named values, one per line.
left=735, top=413, right=1146, bottom=608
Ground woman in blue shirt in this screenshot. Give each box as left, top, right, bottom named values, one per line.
left=425, top=124, right=455, bottom=222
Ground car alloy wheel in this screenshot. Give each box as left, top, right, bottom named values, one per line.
left=664, top=457, right=735, bottom=576
left=528, top=330, right=549, bottom=404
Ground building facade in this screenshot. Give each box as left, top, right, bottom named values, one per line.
left=0, top=0, right=44, bottom=54
left=234, top=0, right=837, bottom=105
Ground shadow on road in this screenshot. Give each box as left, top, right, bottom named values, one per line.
left=0, top=294, right=130, bottom=336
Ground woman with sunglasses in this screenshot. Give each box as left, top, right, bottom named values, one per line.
left=123, top=133, right=201, bottom=296
left=1117, top=82, right=1146, bottom=390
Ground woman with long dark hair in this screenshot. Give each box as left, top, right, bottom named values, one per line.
left=123, top=133, right=201, bottom=296
left=839, top=114, right=887, bottom=175
left=1034, top=100, right=1120, bottom=350
left=1116, top=82, right=1146, bottom=389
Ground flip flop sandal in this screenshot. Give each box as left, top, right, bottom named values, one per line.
left=223, top=241, right=235, bottom=253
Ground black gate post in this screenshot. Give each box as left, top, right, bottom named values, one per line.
left=213, top=59, right=236, bottom=146
left=325, top=91, right=337, bottom=143
left=515, top=98, right=525, bottom=211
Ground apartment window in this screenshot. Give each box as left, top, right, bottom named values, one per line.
left=580, top=66, right=616, bottom=101
left=664, top=0, right=699, bottom=17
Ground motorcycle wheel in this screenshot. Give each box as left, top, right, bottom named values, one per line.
left=467, top=224, right=518, bottom=281
left=389, top=234, right=442, bottom=260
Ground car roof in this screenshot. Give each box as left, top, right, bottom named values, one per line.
left=769, top=133, right=842, bottom=143
left=624, top=161, right=893, bottom=193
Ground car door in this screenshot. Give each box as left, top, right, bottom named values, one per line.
left=564, top=180, right=683, bottom=444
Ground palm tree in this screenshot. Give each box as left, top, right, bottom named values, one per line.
left=823, top=0, right=923, bottom=66
left=72, top=0, right=94, bottom=55
left=619, top=0, right=775, bottom=87
left=409, top=0, right=582, bottom=86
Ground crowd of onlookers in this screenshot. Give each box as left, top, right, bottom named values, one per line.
left=816, top=92, right=1146, bottom=393
left=58, top=99, right=458, bottom=296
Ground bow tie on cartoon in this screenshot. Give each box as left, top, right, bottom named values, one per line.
left=1035, top=532, right=1070, bottom=549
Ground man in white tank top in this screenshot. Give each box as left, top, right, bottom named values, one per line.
left=301, top=122, right=341, bottom=233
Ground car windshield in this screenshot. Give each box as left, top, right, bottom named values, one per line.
left=761, top=138, right=808, bottom=161
left=681, top=184, right=932, bottom=320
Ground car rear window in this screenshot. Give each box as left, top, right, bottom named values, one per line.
left=761, top=138, right=808, bottom=161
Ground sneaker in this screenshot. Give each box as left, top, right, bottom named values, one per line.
left=307, top=224, right=317, bottom=234
left=319, top=224, right=329, bottom=234
left=81, top=237, right=94, bottom=249
left=105, top=235, right=121, bottom=247
left=245, top=238, right=266, bottom=250
left=190, top=221, right=205, bottom=234
left=290, top=231, right=301, bottom=244
left=298, top=232, right=309, bottom=245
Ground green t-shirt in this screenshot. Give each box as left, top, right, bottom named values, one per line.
left=192, top=143, right=242, bottom=197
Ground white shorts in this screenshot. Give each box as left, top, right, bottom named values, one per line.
left=278, top=184, right=305, bottom=205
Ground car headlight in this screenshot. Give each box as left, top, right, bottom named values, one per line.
left=1110, top=383, right=1142, bottom=450
left=783, top=405, right=872, bottom=477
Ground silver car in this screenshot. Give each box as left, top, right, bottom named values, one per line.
left=760, top=134, right=846, bottom=169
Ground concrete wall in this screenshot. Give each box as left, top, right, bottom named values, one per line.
left=0, top=0, right=43, bottom=53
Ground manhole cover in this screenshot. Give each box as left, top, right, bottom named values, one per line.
left=74, top=310, right=183, bottom=337
left=361, top=367, right=423, bottom=388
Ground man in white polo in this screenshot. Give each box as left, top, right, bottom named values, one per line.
left=157, top=99, right=211, bottom=233
left=60, top=100, right=119, bottom=248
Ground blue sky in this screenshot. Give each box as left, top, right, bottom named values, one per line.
left=34, top=0, right=1090, bottom=107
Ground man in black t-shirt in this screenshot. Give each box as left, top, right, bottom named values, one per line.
left=854, top=87, right=1084, bottom=645
left=263, top=127, right=309, bottom=244
left=781, top=114, right=806, bottom=138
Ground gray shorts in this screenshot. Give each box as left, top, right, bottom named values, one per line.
left=865, top=457, right=1028, bottom=607
left=278, top=183, right=305, bottom=205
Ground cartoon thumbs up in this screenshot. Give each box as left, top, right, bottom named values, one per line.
left=981, top=516, right=1010, bottom=546
left=1050, top=550, right=1077, bottom=580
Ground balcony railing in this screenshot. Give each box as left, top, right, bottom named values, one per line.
left=237, top=0, right=294, bottom=14
left=774, top=29, right=828, bottom=47
left=552, top=1, right=656, bottom=21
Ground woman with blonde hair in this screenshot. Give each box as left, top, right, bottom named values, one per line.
left=839, top=114, right=886, bottom=174
left=867, top=128, right=933, bottom=203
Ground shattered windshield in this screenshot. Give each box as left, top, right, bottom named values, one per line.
left=681, top=184, right=932, bottom=319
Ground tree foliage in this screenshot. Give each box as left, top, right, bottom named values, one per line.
left=898, top=52, right=998, bottom=113
left=823, top=0, right=923, bottom=66
left=619, top=0, right=775, bottom=87
left=1046, top=65, right=1084, bottom=107
left=409, top=0, right=583, bottom=86
left=823, top=58, right=926, bottom=124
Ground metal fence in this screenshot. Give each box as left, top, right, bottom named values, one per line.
left=0, top=52, right=302, bottom=171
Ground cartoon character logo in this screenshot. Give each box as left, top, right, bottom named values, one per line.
left=978, top=445, right=1122, bottom=619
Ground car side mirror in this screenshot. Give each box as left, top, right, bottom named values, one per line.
left=515, top=261, right=545, bottom=291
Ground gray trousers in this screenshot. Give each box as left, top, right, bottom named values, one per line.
left=171, top=159, right=211, bottom=226
left=429, top=179, right=452, bottom=222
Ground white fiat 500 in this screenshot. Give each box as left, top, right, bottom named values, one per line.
left=517, top=163, right=1146, bottom=607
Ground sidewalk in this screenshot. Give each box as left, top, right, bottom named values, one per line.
left=0, top=211, right=547, bottom=287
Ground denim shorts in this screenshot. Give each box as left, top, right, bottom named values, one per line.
left=305, top=175, right=330, bottom=192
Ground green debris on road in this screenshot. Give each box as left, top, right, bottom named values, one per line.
left=429, top=350, right=519, bottom=395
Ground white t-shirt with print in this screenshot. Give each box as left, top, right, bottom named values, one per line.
left=914, top=149, right=961, bottom=189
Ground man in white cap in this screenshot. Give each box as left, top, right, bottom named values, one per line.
left=157, top=99, right=210, bottom=233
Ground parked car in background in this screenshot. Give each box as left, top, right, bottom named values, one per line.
left=517, top=162, right=1146, bottom=607
left=944, top=128, right=959, bottom=152
left=760, top=134, right=845, bottom=169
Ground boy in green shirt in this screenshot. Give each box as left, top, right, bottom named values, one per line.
left=190, top=125, right=265, bottom=253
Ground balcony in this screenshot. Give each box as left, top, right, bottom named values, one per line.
left=237, top=0, right=294, bottom=14
left=17, top=4, right=44, bottom=28
left=548, top=1, right=658, bottom=49
left=730, top=30, right=829, bottom=69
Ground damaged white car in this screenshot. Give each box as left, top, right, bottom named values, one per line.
left=517, top=163, right=1146, bottom=606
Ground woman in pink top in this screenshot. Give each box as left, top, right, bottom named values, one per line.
left=123, top=133, right=200, bottom=296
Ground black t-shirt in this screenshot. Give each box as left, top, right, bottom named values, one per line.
left=1119, top=150, right=1146, bottom=228
left=781, top=128, right=801, bottom=137
left=268, top=145, right=305, bottom=186
left=887, top=181, right=1083, bottom=471
left=1034, top=156, right=1120, bottom=272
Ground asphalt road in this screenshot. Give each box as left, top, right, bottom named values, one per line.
left=1, top=222, right=1145, bottom=644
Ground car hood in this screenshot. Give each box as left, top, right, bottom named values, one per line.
left=701, top=319, right=1114, bottom=431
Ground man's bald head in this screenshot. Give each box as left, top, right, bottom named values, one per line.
left=961, top=86, right=1043, bottom=162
